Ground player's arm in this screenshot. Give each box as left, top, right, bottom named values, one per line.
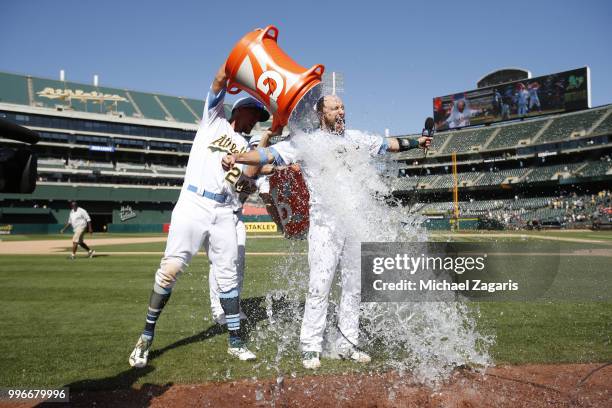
left=60, top=221, right=70, bottom=233
left=203, top=64, right=229, bottom=125
left=223, top=148, right=277, bottom=170
left=84, top=211, right=93, bottom=234
left=259, top=164, right=276, bottom=175
left=211, top=63, right=228, bottom=94
left=241, top=127, right=284, bottom=178
left=385, top=136, right=432, bottom=153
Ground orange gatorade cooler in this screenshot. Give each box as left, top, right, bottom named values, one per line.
left=268, top=166, right=310, bottom=239
left=225, top=25, right=324, bottom=131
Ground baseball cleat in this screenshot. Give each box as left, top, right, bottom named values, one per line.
left=227, top=344, right=256, bottom=361
left=69, top=254, right=75, bottom=260
left=338, top=347, right=371, bottom=363
left=302, top=351, right=321, bottom=369
left=129, top=336, right=152, bottom=368
left=88, top=250, right=95, bottom=258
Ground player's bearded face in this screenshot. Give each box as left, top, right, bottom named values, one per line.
left=322, top=96, right=345, bottom=135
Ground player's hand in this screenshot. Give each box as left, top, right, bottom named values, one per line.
left=222, top=154, right=236, bottom=171
left=260, top=126, right=284, bottom=147
left=265, top=125, right=284, bottom=137
left=235, top=174, right=258, bottom=195
left=418, top=136, right=432, bottom=149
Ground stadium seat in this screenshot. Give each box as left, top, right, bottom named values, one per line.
left=537, top=108, right=607, bottom=143
left=442, top=128, right=495, bottom=153
left=487, top=120, right=546, bottom=149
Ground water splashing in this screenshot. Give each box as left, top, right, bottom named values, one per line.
left=251, top=126, right=493, bottom=385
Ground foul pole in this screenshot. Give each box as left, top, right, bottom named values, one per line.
left=452, top=152, right=459, bottom=230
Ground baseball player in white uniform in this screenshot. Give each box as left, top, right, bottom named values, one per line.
left=209, top=134, right=270, bottom=324
left=223, top=95, right=431, bottom=369
left=129, top=63, right=270, bottom=368
left=60, top=201, right=94, bottom=260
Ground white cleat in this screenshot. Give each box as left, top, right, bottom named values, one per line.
left=69, top=254, right=75, bottom=260
left=227, top=345, right=256, bottom=361
left=88, top=250, right=95, bottom=258
left=339, top=347, right=371, bottom=364
left=129, top=336, right=152, bottom=368
left=302, top=351, right=321, bottom=369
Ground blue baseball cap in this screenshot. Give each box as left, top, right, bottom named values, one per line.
left=231, top=97, right=270, bottom=122
left=248, top=134, right=262, bottom=148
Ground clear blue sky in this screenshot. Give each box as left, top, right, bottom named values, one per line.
left=1, top=0, right=611, bottom=135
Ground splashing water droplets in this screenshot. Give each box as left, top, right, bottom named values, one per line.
left=251, top=126, right=492, bottom=384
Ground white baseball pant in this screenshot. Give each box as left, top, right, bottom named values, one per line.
left=209, top=213, right=246, bottom=319
left=155, top=192, right=239, bottom=294
left=300, top=217, right=361, bottom=353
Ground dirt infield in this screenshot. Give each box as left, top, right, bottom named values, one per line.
left=1, top=232, right=610, bottom=256
left=1, top=363, right=607, bottom=407
left=0, top=237, right=168, bottom=255
left=0, top=235, right=287, bottom=255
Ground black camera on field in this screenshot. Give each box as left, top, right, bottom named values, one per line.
left=0, top=118, right=39, bottom=193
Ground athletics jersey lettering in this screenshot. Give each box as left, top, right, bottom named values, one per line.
left=209, top=134, right=248, bottom=155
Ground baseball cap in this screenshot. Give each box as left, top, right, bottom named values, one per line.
left=231, top=97, right=270, bottom=122
left=248, top=134, right=262, bottom=148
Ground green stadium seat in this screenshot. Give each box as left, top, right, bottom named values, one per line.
left=156, top=94, right=200, bottom=124
left=0, top=72, right=29, bottom=105
left=442, top=128, right=494, bottom=153
left=128, top=91, right=167, bottom=120
left=475, top=168, right=527, bottom=186
left=578, top=160, right=611, bottom=177
left=537, top=109, right=607, bottom=143
left=592, top=108, right=612, bottom=135
left=487, top=120, right=546, bottom=149
left=183, top=98, right=205, bottom=119
left=525, top=163, right=581, bottom=182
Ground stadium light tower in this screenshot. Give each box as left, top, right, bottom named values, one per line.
left=322, top=71, right=344, bottom=95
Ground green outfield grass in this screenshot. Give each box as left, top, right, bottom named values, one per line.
left=0, top=231, right=610, bottom=391
left=91, top=237, right=306, bottom=253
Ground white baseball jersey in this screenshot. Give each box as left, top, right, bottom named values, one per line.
left=271, top=129, right=388, bottom=353
left=67, top=207, right=91, bottom=229
left=270, top=129, right=387, bottom=219
left=182, top=88, right=248, bottom=204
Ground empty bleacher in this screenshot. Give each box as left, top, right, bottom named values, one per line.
left=536, top=108, right=607, bottom=143
left=430, top=172, right=479, bottom=189
left=0, top=72, right=235, bottom=125
left=474, top=168, right=527, bottom=186
left=0, top=72, right=29, bottom=105
left=592, top=108, right=612, bottom=135
left=128, top=91, right=167, bottom=121
left=183, top=98, right=204, bottom=120
left=442, top=128, right=494, bottom=153
left=156, top=94, right=200, bottom=124
left=578, top=160, right=612, bottom=177
left=487, top=119, right=546, bottom=149
left=525, top=163, right=581, bottom=182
